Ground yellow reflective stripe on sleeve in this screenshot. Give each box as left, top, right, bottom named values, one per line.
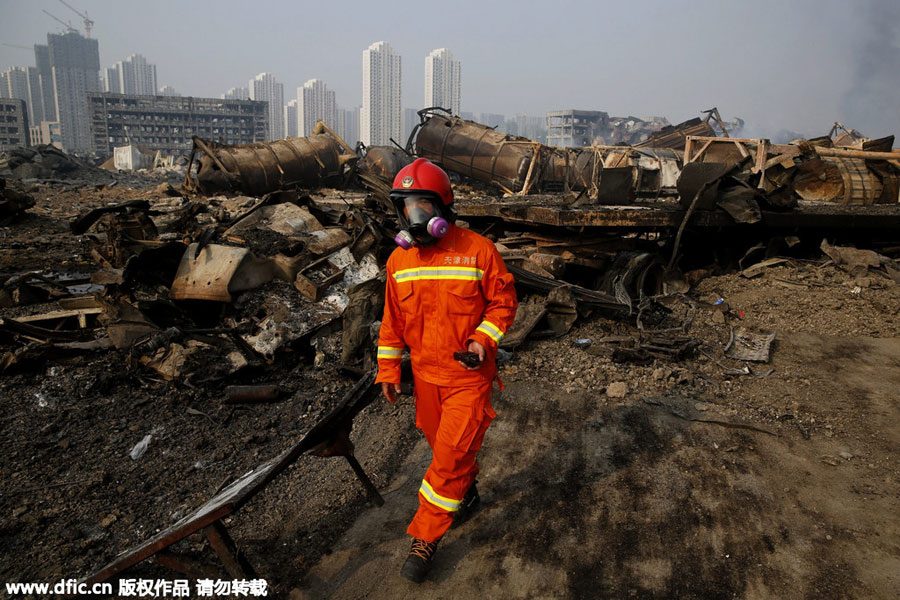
left=393, top=266, right=484, bottom=283
left=476, top=320, right=504, bottom=343
left=377, top=346, right=402, bottom=359
left=419, top=479, right=461, bottom=512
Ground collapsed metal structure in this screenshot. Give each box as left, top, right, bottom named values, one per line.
left=412, top=109, right=900, bottom=207
left=178, top=110, right=900, bottom=213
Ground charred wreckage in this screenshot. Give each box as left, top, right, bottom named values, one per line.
left=1, top=107, right=899, bottom=588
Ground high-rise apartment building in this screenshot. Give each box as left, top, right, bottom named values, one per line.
left=361, top=41, right=401, bottom=146
left=1, top=67, right=29, bottom=103
left=424, top=48, right=461, bottom=116
left=25, top=66, right=45, bottom=125
left=104, top=54, right=158, bottom=96
left=130, top=54, right=157, bottom=96
left=34, top=44, right=57, bottom=122
left=285, top=99, right=299, bottom=137
left=2, top=66, right=47, bottom=127
left=249, top=72, right=284, bottom=141
left=298, top=78, right=336, bottom=137
left=335, top=106, right=360, bottom=145
left=103, top=67, right=117, bottom=93
left=47, top=31, right=101, bottom=153
left=222, top=87, right=250, bottom=100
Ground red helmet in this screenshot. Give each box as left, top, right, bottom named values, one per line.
left=391, top=158, right=453, bottom=206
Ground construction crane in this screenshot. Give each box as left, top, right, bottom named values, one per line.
left=57, top=0, right=94, bottom=38
left=2, top=43, right=34, bottom=51
left=42, top=9, right=77, bottom=34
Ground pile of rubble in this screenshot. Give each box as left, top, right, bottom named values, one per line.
left=0, top=144, right=92, bottom=180
left=1, top=145, right=185, bottom=193
left=0, top=184, right=638, bottom=383
left=0, top=187, right=384, bottom=379
left=2, top=111, right=899, bottom=385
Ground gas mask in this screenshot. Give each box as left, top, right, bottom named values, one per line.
left=391, top=194, right=450, bottom=249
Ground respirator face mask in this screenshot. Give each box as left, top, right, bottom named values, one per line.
left=392, top=194, right=449, bottom=249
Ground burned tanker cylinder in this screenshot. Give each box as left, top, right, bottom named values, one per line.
left=186, top=121, right=358, bottom=196
left=415, top=113, right=569, bottom=194
left=355, top=146, right=414, bottom=203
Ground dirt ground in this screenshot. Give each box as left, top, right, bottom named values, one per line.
left=1, top=174, right=899, bottom=599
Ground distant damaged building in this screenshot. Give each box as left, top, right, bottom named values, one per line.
left=0, top=99, right=30, bottom=150
left=546, top=107, right=738, bottom=149
left=88, top=93, right=269, bottom=156
left=546, top=110, right=609, bottom=147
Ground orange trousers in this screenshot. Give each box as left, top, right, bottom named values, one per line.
left=406, top=375, right=496, bottom=542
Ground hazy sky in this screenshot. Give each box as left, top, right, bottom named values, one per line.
left=1, top=0, right=898, bottom=138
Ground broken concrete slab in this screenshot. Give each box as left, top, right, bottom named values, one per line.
left=170, top=243, right=279, bottom=303
left=226, top=203, right=323, bottom=238
left=820, top=239, right=888, bottom=275
left=224, top=201, right=352, bottom=256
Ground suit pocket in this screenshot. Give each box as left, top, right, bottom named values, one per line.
left=446, top=285, right=483, bottom=316
left=452, top=402, right=496, bottom=453
left=397, top=284, right=416, bottom=315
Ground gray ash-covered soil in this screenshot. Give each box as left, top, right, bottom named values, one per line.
left=0, top=321, right=421, bottom=583
left=1, top=173, right=899, bottom=599
left=298, top=272, right=900, bottom=599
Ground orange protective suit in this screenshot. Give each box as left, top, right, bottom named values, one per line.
left=376, top=223, right=518, bottom=542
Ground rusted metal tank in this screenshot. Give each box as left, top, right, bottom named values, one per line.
left=355, top=146, right=414, bottom=201
left=793, top=156, right=894, bottom=205
left=357, top=146, right=413, bottom=182
left=185, top=121, right=357, bottom=196
left=415, top=113, right=565, bottom=194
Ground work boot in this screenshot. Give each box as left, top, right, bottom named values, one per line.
left=400, top=537, right=439, bottom=583
left=452, top=480, right=481, bottom=528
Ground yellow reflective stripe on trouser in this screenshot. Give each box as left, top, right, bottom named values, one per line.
left=419, top=479, right=461, bottom=512
left=393, top=266, right=484, bottom=283
left=476, top=320, right=504, bottom=343
left=377, top=346, right=402, bottom=359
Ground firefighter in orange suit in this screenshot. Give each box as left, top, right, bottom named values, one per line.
left=375, top=158, right=518, bottom=583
